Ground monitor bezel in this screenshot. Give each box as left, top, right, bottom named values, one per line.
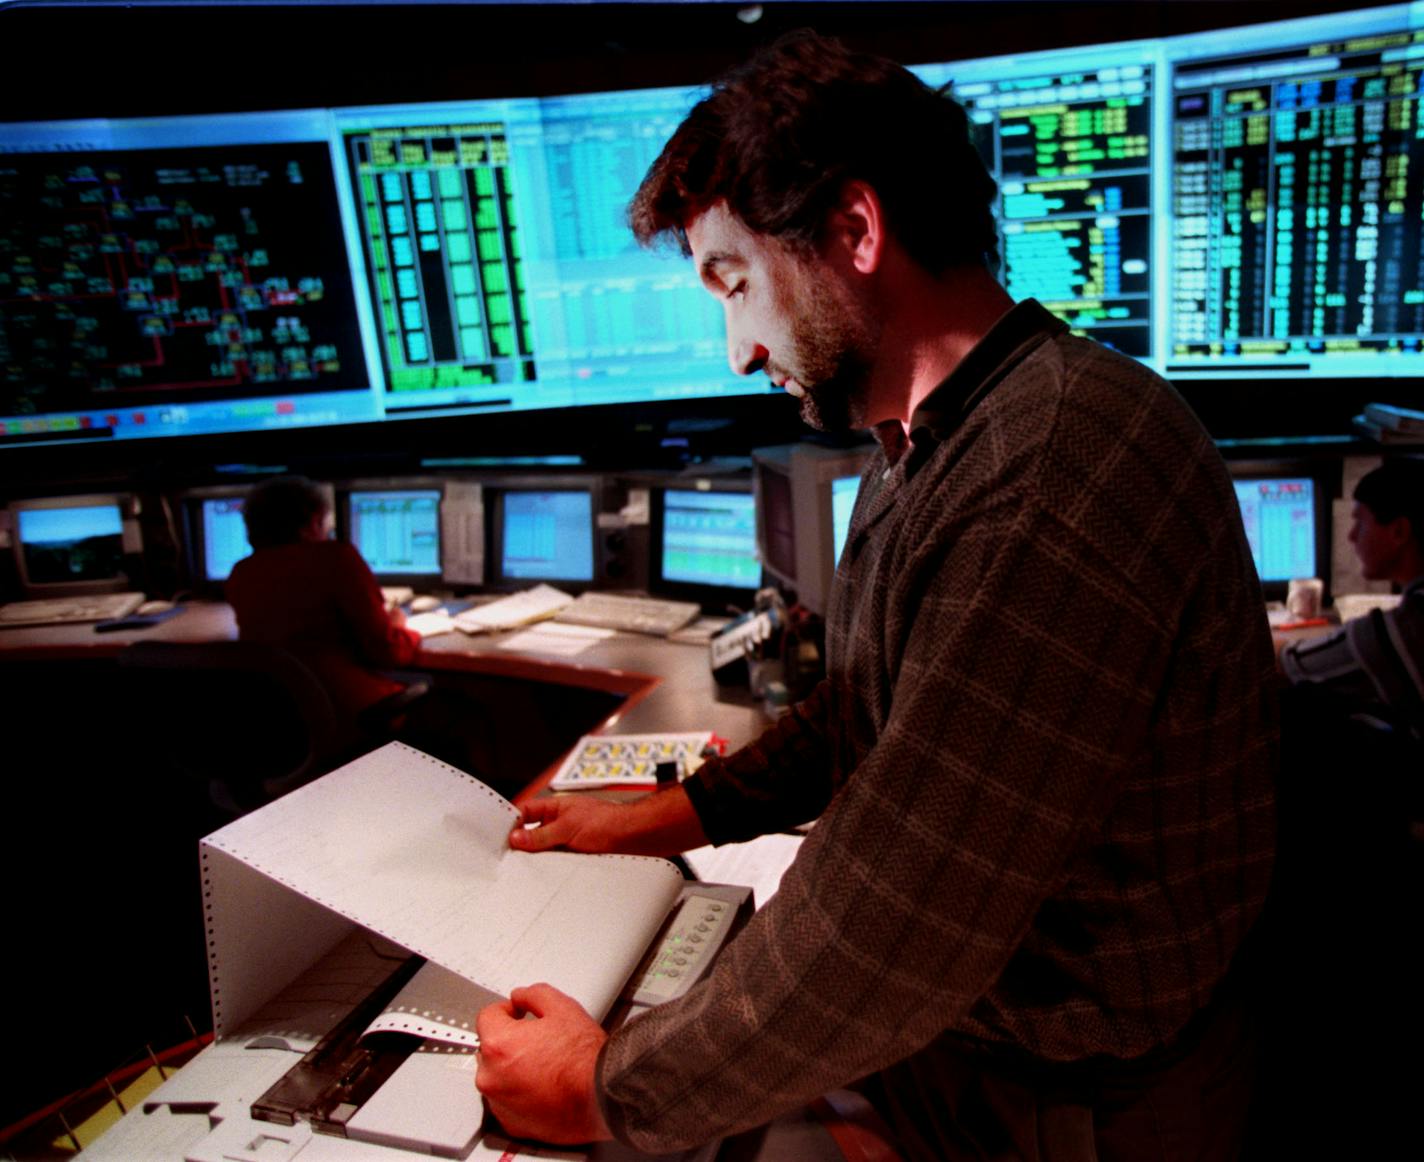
left=1225, top=457, right=1339, bottom=601
left=181, top=486, right=254, bottom=594
left=751, top=441, right=873, bottom=618
left=339, top=480, right=447, bottom=588
left=7, top=492, right=139, bottom=597
left=648, top=479, right=761, bottom=615
left=484, top=477, right=603, bottom=592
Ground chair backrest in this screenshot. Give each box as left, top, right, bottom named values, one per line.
left=118, top=640, right=355, bottom=811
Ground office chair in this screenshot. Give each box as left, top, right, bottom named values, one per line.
left=117, top=640, right=423, bottom=814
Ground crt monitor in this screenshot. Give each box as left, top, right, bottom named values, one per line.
left=752, top=443, right=871, bottom=618
left=7, top=493, right=141, bottom=597
left=183, top=481, right=339, bottom=589
left=197, top=495, right=252, bottom=585
left=830, top=473, right=860, bottom=564
left=1229, top=466, right=1327, bottom=596
left=345, top=487, right=443, bottom=581
left=652, top=483, right=760, bottom=607
left=491, top=487, right=596, bottom=588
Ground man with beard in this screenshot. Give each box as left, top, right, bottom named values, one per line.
left=474, top=32, right=1277, bottom=1161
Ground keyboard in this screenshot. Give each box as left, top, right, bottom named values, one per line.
left=0, top=592, right=147, bottom=628
left=452, top=584, right=573, bottom=634
left=553, top=591, right=701, bottom=637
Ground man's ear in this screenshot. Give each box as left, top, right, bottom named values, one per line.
left=827, top=179, right=885, bottom=275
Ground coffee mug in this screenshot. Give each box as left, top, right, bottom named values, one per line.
left=1286, top=577, right=1324, bottom=619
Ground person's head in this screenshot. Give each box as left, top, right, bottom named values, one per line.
left=628, top=31, right=998, bottom=431
left=1349, top=458, right=1424, bottom=586
left=242, top=476, right=332, bottom=550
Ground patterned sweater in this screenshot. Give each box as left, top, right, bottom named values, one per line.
left=596, top=301, right=1278, bottom=1151
left=1281, top=574, right=1424, bottom=738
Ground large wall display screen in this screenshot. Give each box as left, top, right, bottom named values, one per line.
left=2, top=4, right=1420, bottom=452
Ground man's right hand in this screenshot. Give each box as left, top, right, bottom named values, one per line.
left=508, top=784, right=709, bottom=857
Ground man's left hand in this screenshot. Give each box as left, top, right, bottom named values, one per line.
left=475, top=982, right=612, bottom=1145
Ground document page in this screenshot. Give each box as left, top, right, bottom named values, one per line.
left=202, top=742, right=684, bottom=1023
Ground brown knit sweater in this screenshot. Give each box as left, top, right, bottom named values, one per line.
left=597, top=301, right=1279, bottom=1151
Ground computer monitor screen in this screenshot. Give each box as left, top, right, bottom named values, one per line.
left=200, top=497, right=251, bottom=583
left=660, top=489, right=759, bottom=590
left=1163, top=7, right=1424, bottom=379
left=16, top=502, right=124, bottom=586
left=9, top=493, right=139, bottom=596
left=831, top=474, right=861, bottom=565
left=498, top=489, right=594, bottom=582
left=0, top=111, right=374, bottom=449
left=348, top=489, right=442, bottom=577
left=752, top=442, right=872, bottom=616
left=1233, top=477, right=1317, bottom=583
left=755, top=462, right=798, bottom=585
left=912, top=2, right=1423, bottom=379
left=914, top=38, right=1157, bottom=359
left=0, top=86, right=767, bottom=455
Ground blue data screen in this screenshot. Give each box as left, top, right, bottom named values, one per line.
left=500, top=490, right=594, bottom=581
left=1233, top=478, right=1315, bottom=582
left=202, top=497, right=251, bottom=582
left=350, top=489, right=442, bottom=575
left=662, top=489, right=759, bottom=589
left=17, top=503, right=125, bottom=584
left=831, top=475, right=860, bottom=565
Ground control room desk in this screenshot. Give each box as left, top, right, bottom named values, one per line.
left=0, top=609, right=890, bottom=1162
left=0, top=601, right=772, bottom=788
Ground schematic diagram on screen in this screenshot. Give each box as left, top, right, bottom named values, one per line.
left=0, top=143, right=368, bottom=420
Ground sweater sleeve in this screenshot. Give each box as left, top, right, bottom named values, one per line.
left=682, top=679, right=840, bottom=844
left=329, top=544, right=422, bottom=668
left=596, top=489, right=1177, bottom=1151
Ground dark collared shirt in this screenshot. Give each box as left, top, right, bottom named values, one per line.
left=599, top=300, right=1278, bottom=1152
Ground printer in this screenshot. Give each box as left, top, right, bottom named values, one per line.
left=81, top=743, right=752, bottom=1162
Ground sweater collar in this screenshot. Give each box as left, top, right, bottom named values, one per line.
left=903, top=298, right=1067, bottom=475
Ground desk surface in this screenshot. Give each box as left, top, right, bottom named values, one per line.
left=0, top=600, right=773, bottom=763
left=0, top=607, right=860, bottom=1162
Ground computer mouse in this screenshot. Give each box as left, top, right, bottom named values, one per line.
left=409, top=595, right=443, bottom=613
left=137, top=599, right=176, bottom=616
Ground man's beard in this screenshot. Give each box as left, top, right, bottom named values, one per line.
left=782, top=283, right=877, bottom=434
left=797, top=365, right=869, bottom=432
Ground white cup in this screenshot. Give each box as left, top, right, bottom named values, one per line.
left=1286, top=577, right=1324, bottom=619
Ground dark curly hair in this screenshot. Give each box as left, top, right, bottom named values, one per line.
left=629, top=30, right=999, bottom=274
left=1354, top=458, right=1424, bottom=549
left=242, top=476, right=330, bottom=549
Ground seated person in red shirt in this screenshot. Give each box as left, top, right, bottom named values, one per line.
left=226, top=475, right=422, bottom=729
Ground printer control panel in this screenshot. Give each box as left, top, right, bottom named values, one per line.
left=624, top=881, right=753, bottom=1008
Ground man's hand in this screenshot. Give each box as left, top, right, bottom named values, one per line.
left=509, top=785, right=709, bottom=856
left=475, top=983, right=611, bottom=1145
left=509, top=796, right=635, bottom=853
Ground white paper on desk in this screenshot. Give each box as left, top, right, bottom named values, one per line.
left=200, top=742, right=684, bottom=1039
left=497, top=621, right=615, bottom=656
left=406, top=610, right=457, bottom=638
left=452, top=583, right=572, bottom=632
left=684, top=832, right=804, bottom=910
